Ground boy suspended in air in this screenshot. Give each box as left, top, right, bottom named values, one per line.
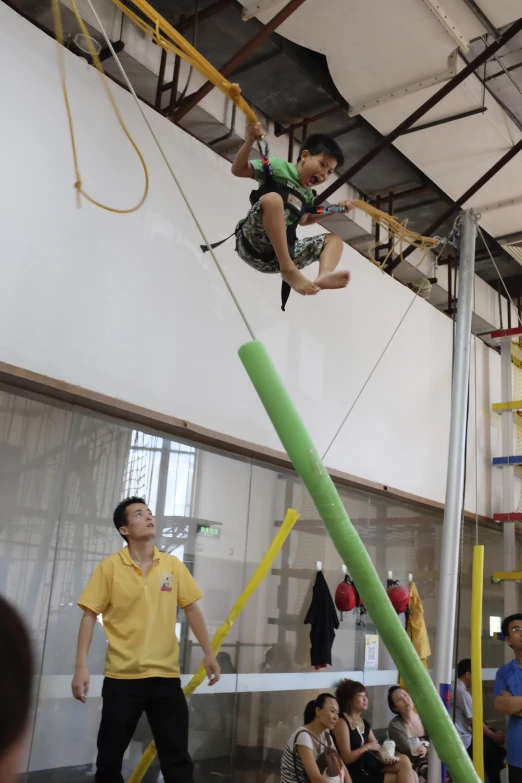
left=232, top=123, right=353, bottom=302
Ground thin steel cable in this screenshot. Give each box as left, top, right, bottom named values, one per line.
left=321, top=286, right=421, bottom=462
left=83, top=0, right=256, bottom=341
left=477, top=225, right=522, bottom=329
left=473, top=273, right=479, bottom=544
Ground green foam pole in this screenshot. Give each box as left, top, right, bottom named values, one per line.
left=238, top=339, right=479, bottom=783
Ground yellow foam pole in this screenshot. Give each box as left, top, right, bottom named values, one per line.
left=471, top=545, right=485, bottom=781
left=128, top=508, right=300, bottom=783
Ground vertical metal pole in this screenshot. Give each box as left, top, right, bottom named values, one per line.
left=501, top=334, right=516, bottom=639
left=387, top=192, right=394, bottom=258
left=448, top=256, right=453, bottom=316
left=375, top=194, right=381, bottom=263
left=429, top=210, right=476, bottom=783
left=155, top=48, right=167, bottom=110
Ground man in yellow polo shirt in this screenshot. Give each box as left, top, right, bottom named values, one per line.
left=71, top=496, right=220, bottom=783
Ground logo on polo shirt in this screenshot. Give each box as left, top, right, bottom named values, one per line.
left=160, top=573, right=173, bottom=592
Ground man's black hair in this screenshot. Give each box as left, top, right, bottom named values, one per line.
left=297, top=133, right=344, bottom=169
left=113, top=496, right=147, bottom=542
left=457, top=658, right=471, bottom=678
left=502, top=613, right=522, bottom=638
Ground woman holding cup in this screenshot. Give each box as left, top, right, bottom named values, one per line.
left=387, top=687, right=429, bottom=783
left=333, top=680, right=416, bottom=783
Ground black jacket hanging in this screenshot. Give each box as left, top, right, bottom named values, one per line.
left=304, top=570, right=340, bottom=668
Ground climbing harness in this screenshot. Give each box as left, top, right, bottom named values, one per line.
left=202, top=139, right=346, bottom=311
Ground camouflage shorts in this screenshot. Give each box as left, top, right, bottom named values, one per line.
left=236, top=200, right=326, bottom=274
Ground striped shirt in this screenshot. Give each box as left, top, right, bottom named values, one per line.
left=281, top=728, right=343, bottom=783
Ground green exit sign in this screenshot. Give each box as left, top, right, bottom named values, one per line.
left=197, top=525, right=221, bottom=539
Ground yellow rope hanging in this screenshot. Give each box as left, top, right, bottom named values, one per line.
left=52, top=0, right=149, bottom=213
left=351, top=199, right=440, bottom=271
left=110, top=0, right=258, bottom=126
left=55, top=0, right=439, bottom=261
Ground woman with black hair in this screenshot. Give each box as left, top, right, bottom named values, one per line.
left=0, top=596, right=33, bottom=782
left=281, top=693, right=350, bottom=783
left=387, top=686, right=429, bottom=783
left=333, top=680, right=416, bottom=783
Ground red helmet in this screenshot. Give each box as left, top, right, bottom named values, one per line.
left=335, top=579, right=357, bottom=613
left=387, top=584, right=410, bottom=614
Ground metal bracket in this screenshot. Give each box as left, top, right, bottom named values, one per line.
left=420, top=0, right=469, bottom=52
left=477, top=194, right=522, bottom=214
left=400, top=107, right=487, bottom=135
left=349, top=51, right=458, bottom=116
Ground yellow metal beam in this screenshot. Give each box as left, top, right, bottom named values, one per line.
left=492, top=571, right=522, bottom=581
left=492, top=400, right=522, bottom=412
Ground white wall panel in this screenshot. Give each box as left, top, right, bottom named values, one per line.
left=0, top=3, right=506, bottom=514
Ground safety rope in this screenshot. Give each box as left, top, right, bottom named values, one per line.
left=351, top=200, right=440, bottom=270
left=320, top=217, right=454, bottom=464
left=51, top=0, right=149, bottom=212
left=55, top=0, right=441, bottom=262
left=83, top=0, right=256, bottom=340
left=320, top=285, right=422, bottom=462
left=110, top=0, right=258, bottom=125
left=477, top=224, right=522, bottom=329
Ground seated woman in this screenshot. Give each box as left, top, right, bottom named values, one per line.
left=0, top=596, right=33, bottom=783
left=281, top=693, right=350, bottom=783
left=333, top=679, right=416, bottom=783
left=387, top=687, right=429, bottom=783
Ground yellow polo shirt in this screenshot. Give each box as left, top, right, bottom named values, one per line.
left=78, top=547, right=203, bottom=679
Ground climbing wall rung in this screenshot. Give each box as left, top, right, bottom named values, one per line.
left=492, top=400, right=522, bottom=412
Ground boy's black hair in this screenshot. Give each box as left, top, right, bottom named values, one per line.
left=457, top=658, right=471, bottom=678
left=0, top=596, right=33, bottom=757
left=502, top=613, right=522, bottom=637
left=113, top=496, right=147, bottom=542
left=297, top=133, right=344, bottom=169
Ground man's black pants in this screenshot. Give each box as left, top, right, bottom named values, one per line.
left=467, top=737, right=506, bottom=783
left=509, top=765, right=522, bottom=783
left=95, top=676, right=193, bottom=783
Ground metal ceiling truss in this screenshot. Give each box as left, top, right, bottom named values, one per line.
left=348, top=51, right=458, bottom=117
left=460, top=0, right=500, bottom=40
left=388, top=136, right=522, bottom=271
left=316, top=17, right=522, bottom=207
left=170, top=0, right=308, bottom=123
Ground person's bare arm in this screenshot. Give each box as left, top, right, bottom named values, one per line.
left=183, top=601, right=221, bottom=685
left=297, top=745, right=330, bottom=783
left=494, top=691, right=522, bottom=715
left=231, top=122, right=263, bottom=178
left=300, top=201, right=354, bottom=225
left=333, top=719, right=380, bottom=767
left=71, top=609, right=97, bottom=702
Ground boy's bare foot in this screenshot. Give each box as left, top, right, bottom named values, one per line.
left=315, top=270, right=351, bottom=290
left=281, top=267, right=320, bottom=296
